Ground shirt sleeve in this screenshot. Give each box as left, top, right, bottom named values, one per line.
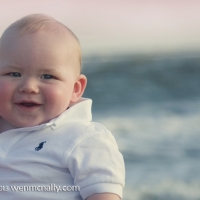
left=66, top=123, right=125, bottom=200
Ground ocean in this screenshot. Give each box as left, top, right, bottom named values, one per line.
left=82, top=53, right=200, bottom=200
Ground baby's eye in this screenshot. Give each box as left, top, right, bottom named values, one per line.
left=41, top=74, right=55, bottom=79
left=8, top=72, right=21, bottom=77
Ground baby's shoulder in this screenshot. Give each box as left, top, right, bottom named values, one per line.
left=54, top=121, right=114, bottom=146
left=58, top=121, right=109, bottom=135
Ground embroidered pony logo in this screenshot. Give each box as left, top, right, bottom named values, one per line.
left=35, top=141, right=46, bottom=151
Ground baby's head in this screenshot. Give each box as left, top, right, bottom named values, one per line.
left=0, top=14, right=87, bottom=131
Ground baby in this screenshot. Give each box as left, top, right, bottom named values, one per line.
left=0, top=14, right=125, bottom=200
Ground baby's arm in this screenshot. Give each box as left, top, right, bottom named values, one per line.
left=86, top=193, right=120, bottom=200
left=67, top=123, right=125, bottom=199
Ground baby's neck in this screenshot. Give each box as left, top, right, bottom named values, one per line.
left=0, top=117, right=16, bottom=134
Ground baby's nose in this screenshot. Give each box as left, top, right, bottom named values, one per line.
left=18, top=78, right=39, bottom=94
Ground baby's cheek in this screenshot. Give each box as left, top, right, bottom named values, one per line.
left=0, top=81, right=13, bottom=111
left=43, top=87, right=59, bottom=102
left=44, top=86, right=71, bottom=110
left=0, top=81, right=12, bottom=98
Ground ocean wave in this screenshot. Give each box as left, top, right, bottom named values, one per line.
left=83, top=54, right=200, bottom=112
left=95, top=101, right=200, bottom=200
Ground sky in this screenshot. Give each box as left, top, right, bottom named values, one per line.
left=1, top=0, right=200, bottom=56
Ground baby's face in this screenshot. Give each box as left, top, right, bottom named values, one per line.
left=0, top=30, right=81, bottom=128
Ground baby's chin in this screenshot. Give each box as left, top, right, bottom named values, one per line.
left=0, top=111, right=66, bottom=132
left=7, top=118, right=52, bottom=129
left=15, top=120, right=49, bottom=128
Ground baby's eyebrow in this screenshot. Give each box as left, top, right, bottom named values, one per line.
left=39, top=68, right=60, bottom=74
left=1, top=65, right=21, bottom=70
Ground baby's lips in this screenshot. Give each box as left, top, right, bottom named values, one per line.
left=19, top=102, right=39, bottom=107
left=15, top=100, right=42, bottom=107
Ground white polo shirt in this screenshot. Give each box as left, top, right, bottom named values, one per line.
left=0, top=98, right=125, bottom=200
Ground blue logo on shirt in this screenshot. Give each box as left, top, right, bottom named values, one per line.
left=35, top=141, right=46, bottom=151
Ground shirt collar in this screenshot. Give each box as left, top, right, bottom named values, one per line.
left=48, top=98, right=92, bottom=130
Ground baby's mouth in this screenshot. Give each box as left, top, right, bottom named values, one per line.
left=17, top=101, right=41, bottom=108
left=19, top=102, right=40, bottom=107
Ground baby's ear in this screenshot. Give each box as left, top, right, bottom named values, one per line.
left=70, top=74, right=87, bottom=103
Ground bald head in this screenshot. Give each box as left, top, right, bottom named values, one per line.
left=0, top=14, right=82, bottom=73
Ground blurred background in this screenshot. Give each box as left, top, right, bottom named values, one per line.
left=1, top=1, right=200, bottom=199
